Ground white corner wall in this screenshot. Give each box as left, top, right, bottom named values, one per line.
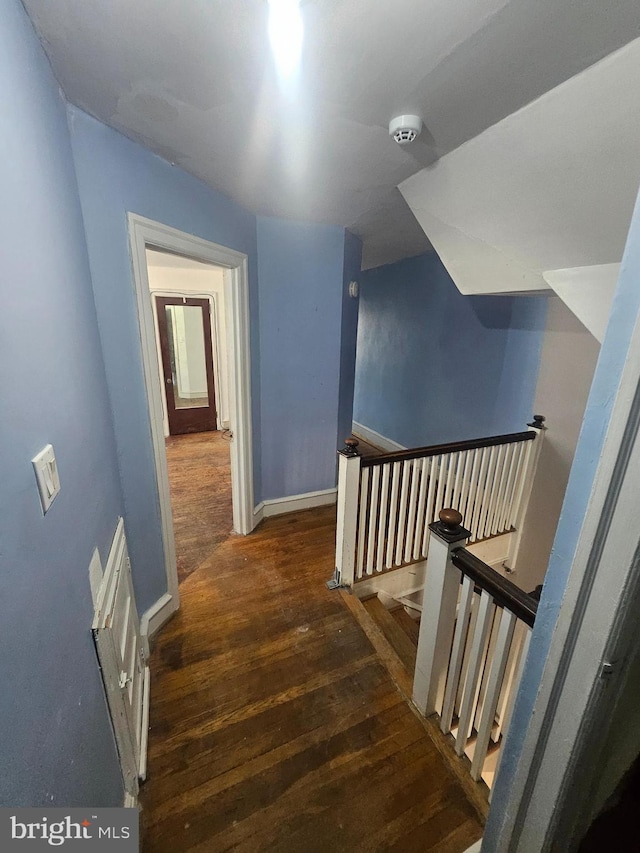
left=543, top=264, right=619, bottom=343
left=513, top=298, right=600, bottom=591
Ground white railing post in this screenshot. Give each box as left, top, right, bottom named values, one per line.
left=333, top=438, right=362, bottom=589
left=413, top=508, right=471, bottom=717
left=506, top=414, right=546, bottom=571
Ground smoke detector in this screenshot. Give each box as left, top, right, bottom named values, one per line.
left=389, top=115, right=422, bottom=145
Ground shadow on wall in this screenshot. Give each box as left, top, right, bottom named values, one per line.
left=469, top=293, right=547, bottom=331
left=352, top=251, right=548, bottom=449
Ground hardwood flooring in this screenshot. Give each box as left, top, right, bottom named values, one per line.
left=165, top=431, right=233, bottom=585
left=142, top=487, right=483, bottom=850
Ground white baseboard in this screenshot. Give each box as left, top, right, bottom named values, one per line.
left=351, top=561, right=427, bottom=600
left=140, top=592, right=178, bottom=657
left=254, top=488, right=337, bottom=522
left=463, top=841, right=482, bottom=853
left=352, top=421, right=406, bottom=453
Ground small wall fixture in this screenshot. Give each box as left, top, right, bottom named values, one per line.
left=389, top=115, right=422, bottom=145
left=348, top=280, right=359, bottom=298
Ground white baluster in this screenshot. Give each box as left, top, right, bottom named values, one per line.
left=440, top=574, right=475, bottom=733
left=421, top=455, right=439, bottom=556
left=356, top=467, right=369, bottom=580
left=386, top=461, right=401, bottom=569
left=395, top=460, right=411, bottom=565
left=455, top=590, right=494, bottom=756
left=366, top=466, right=380, bottom=576
left=471, top=608, right=517, bottom=781
left=488, top=444, right=507, bottom=536
left=471, top=448, right=490, bottom=542
left=404, top=459, right=421, bottom=563
left=376, top=463, right=391, bottom=572
left=413, top=457, right=430, bottom=560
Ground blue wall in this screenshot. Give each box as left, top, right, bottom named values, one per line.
left=0, top=0, right=123, bottom=806
left=257, top=216, right=347, bottom=499
left=337, top=231, right=363, bottom=450
left=484, top=187, right=640, bottom=849
left=353, top=253, right=547, bottom=446
left=68, top=108, right=261, bottom=613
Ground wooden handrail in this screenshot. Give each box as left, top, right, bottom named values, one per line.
left=360, top=429, right=536, bottom=468
left=451, top=547, right=538, bottom=628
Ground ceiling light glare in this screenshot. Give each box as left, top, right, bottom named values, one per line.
left=268, top=0, right=303, bottom=79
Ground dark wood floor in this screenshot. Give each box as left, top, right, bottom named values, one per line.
left=165, top=431, right=232, bottom=585
left=141, top=446, right=483, bottom=851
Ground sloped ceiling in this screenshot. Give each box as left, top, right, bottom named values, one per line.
left=22, top=0, right=640, bottom=270
left=400, top=38, right=640, bottom=338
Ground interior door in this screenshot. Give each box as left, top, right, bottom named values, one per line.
left=156, top=296, right=217, bottom=434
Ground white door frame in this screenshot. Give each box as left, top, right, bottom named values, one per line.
left=128, top=214, right=255, bottom=624
left=490, top=301, right=640, bottom=851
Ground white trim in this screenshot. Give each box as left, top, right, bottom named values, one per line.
left=261, top=488, right=337, bottom=518
left=139, top=592, right=177, bottom=658
left=352, top=421, right=406, bottom=452
left=463, top=841, right=482, bottom=853
left=253, top=502, right=265, bottom=525
left=209, top=292, right=224, bottom=431
left=138, top=665, right=150, bottom=781
left=127, top=215, right=256, bottom=613
left=351, top=560, right=427, bottom=600
left=123, top=792, right=138, bottom=808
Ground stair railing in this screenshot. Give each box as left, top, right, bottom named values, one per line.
left=334, top=417, right=545, bottom=588
left=413, top=508, right=537, bottom=788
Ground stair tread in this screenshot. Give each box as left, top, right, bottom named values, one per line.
left=363, top=597, right=417, bottom=674
left=390, top=606, right=420, bottom=645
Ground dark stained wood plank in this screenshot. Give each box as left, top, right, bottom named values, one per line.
left=391, top=604, right=421, bottom=645
left=364, top=596, right=418, bottom=674
left=140, top=445, right=483, bottom=852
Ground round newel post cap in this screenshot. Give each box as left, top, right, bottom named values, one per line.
left=343, top=438, right=360, bottom=457
left=439, top=508, right=463, bottom=532
left=528, top=414, right=546, bottom=429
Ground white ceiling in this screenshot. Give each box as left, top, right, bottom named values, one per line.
left=23, top=0, right=640, bottom=269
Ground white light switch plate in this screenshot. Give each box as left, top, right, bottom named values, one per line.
left=32, top=444, right=60, bottom=513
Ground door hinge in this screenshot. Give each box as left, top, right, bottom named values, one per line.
left=598, top=661, right=616, bottom=680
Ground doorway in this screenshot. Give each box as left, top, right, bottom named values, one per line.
left=128, top=214, right=256, bottom=635
left=156, top=296, right=217, bottom=435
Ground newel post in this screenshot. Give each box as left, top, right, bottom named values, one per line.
left=506, top=414, right=547, bottom=571
left=413, top=508, right=470, bottom=717
left=332, top=439, right=362, bottom=589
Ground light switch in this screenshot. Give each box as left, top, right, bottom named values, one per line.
left=32, top=444, right=60, bottom=513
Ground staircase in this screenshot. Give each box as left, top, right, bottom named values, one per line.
left=363, top=595, right=419, bottom=676
left=333, top=418, right=545, bottom=803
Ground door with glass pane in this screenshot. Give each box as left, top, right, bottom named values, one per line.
left=155, top=296, right=217, bottom=434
